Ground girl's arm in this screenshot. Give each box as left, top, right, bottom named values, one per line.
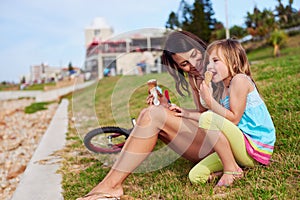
left=159, top=76, right=209, bottom=121
left=168, top=86, right=207, bottom=122
left=188, top=77, right=208, bottom=113
left=168, top=104, right=200, bottom=121
left=200, top=75, right=252, bottom=124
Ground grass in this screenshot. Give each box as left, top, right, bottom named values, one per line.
left=60, top=34, right=300, bottom=199
left=0, top=82, right=57, bottom=91
left=24, top=102, right=53, bottom=114
left=0, top=83, right=19, bottom=91
left=24, top=82, right=56, bottom=90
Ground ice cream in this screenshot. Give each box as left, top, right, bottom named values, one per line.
left=147, top=79, right=160, bottom=106
left=204, top=71, right=213, bottom=85
left=147, top=79, right=157, bottom=91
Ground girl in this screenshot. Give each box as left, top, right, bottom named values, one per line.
left=77, top=31, right=217, bottom=200
left=173, top=38, right=276, bottom=187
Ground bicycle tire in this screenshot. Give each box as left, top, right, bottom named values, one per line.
left=84, top=126, right=130, bottom=153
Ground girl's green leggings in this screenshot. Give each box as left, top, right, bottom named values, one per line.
left=189, top=111, right=256, bottom=184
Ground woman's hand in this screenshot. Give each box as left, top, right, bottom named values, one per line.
left=146, top=89, right=169, bottom=107
left=146, top=93, right=154, bottom=105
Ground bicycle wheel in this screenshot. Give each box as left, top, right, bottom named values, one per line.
left=84, top=126, right=130, bottom=153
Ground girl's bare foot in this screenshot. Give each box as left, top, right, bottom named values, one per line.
left=208, top=171, right=223, bottom=182
left=215, top=168, right=243, bottom=187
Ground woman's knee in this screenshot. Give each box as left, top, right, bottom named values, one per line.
left=131, top=106, right=167, bottom=139
left=137, top=106, right=167, bottom=126
left=138, top=107, right=151, bottom=122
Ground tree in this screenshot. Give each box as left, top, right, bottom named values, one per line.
left=165, top=0, right=216, bottom=42
left=275, top=0, right=300, bottom=28
left=230, top=25, right=247, bottom=39
left=165, top=11, right=180, bottom=30
left=245, top=7, right=276, bottom=38
left=165, top=0, right=191, bottom=30
left=210, top=21, right=225, bottom=40
left=21, top=76, right=26, bottom=84
left=269, top=29, right=288, bottom=57
left=68, top=62, right=74, bottom=72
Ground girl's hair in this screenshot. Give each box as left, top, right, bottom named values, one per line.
left=205, top=38, right=256, bottom=101
left=162, top=31, right=207, bottom=96
left=206, top=38, right=251, bottom=76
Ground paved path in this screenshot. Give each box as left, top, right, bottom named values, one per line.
left=0, top=90, right=42, bottom=100
left=0, top=80, right=95, bottom=102
left=11, top=99, right=69, bottom=200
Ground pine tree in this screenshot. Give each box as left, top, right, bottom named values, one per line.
left=165, top=11, right=180, bottom=30
left=165, top=0, right=216, bottom=42
left=68, top=62, right=74, bottom=72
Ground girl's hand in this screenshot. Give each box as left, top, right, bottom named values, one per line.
left=168, top=104, right=190, bottom=118
left=199, top=82, right=213, bottom=108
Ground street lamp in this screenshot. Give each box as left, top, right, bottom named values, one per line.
left=225, top=0, right=230, bottom=39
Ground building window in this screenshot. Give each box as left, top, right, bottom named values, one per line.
left=94, top=29, right=101, bottom=36
left=103, top=56, right=117, bottom=76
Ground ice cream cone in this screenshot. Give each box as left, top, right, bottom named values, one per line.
left=204, top=71, right=213, bottom=85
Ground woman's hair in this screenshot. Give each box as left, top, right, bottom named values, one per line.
left=162, top=31, right=207, bottom=96
left=205, top=38, right=257, bottom=101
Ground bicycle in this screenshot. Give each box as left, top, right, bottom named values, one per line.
left=83, top=118, right=136, bottom=153
left=84, top=88, right=171, bottom=154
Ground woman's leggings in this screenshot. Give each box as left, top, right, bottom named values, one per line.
left=189, top=111, right=256, bottom=184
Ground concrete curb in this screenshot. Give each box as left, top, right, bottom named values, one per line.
left=11, top=99, right=69, bottom=200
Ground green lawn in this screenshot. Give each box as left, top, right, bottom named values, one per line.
left=24, top=82, right=56, bottom=90
left=0, top=82, right=57, bottom=91
left=60, top=35, right=300, bottom=199
left=24, top=102, right=53, bottom=114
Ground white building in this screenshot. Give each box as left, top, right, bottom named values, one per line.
left=84, top=17, right=166, bottom=80
left=84, top=17, right=114, bottom=48
left=29, top=63, right=80, bottom=83
left=30, top=63, right=61, bottom=83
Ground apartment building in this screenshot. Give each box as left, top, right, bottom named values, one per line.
left=84, top=17, right=166, bottom=80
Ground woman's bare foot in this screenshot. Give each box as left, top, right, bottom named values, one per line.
left=215, top=168, right=243, bottom=187
left=76, top=192, right=120, bottom=200
left=76, top=182, right=124, bottom=200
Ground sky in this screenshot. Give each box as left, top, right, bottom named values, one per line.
left=0, top=0, right=299, bottom=83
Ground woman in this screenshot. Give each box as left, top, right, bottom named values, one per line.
left=77, top=31, right=212, bottom=200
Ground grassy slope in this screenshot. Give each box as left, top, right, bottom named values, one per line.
left=61, top=35, right=300, bottom=199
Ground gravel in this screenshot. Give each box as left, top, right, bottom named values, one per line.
left=0, top=99, right=58, bottom=200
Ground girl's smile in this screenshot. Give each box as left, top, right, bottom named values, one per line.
left=207, top=49, right=229, bottom=84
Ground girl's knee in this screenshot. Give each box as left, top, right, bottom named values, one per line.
left=199, top=111, right=224, bottom=130
left=188, top=164, right=210, bottom=184
left=199, top=111, right=213, bottom=128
